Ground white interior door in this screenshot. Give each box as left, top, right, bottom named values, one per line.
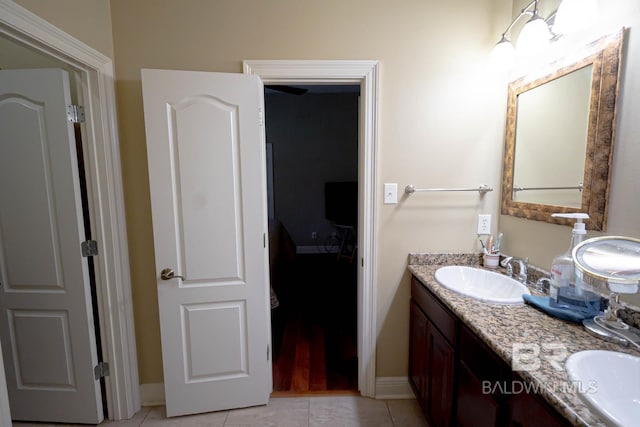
left=142, top=69, right=271, bottom=417
left=0, top=69, right=103, bottom=423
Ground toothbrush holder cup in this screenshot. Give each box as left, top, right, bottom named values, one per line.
left=483, top=253, right=500, bottom=269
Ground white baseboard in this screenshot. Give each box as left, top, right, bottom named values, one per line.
left=375, top=377, right=416, bottom=399
left=140, top=383, right=165, bottom=407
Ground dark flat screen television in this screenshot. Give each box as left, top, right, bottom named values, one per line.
left=324, top=181, right=357, bottom=227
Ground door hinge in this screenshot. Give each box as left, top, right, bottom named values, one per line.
left=81, top=240, right=98, bottom=257
left=94, top=362, right=109, bottom=379
left=67, top=104, right=85, bottom=123
left=258, top=108, right=264, bottom=127
left=267, top=344, right=270, bottom=361
left=263, top=233, right=266, bottom=248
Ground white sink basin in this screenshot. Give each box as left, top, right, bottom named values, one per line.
left=566, top=350, right=640, bottom=427
left=434, top=265, right=530, bottom=304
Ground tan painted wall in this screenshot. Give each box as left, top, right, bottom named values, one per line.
left=18, top=0, right=639, bottom=389
left=14, top=0, right=114, bottom=58
left=110, top=0, right=512, bottom=384
left=501, top=0, right=640, bottom=307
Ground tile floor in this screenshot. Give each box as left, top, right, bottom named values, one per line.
left=15, top=396, right=428, bottom=426
left=121, top=397, right=429, bottom=427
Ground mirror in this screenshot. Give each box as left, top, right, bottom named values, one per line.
left=501, top=29, right=624, bottom=230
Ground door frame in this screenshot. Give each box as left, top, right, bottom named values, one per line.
left=243, top=60, right=379, bottom=397
left=0, top=0, right=140, bottom=420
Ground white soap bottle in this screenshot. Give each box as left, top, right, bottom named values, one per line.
left=549, top=213, right=588, bottom=308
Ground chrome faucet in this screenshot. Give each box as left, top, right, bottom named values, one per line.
left=500, top=256, right=529, bottom=283
left=534, top=277, right=551, bottom=294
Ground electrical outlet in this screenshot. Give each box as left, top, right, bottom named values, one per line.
left=477, top=214, right=492, bottom=235
left=311, top=231, right=317, bottom=240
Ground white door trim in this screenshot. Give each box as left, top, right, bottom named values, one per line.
left=0, top=339, right=10, bottom=427
left=243, top=60, right=379, bottom=397
left=0, top=0, right=140, bottom=420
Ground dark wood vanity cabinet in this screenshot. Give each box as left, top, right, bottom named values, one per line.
left=409, top=279, right=455, bottom=427
left=508, top=387, right=571, bottom=427
left=426, top=320, right=455, bottom=426
left=456, top=323, right=511, bottom=427
left=409, top=275, right=571, bottom=427
left=409, top=301, right=428, bottom=400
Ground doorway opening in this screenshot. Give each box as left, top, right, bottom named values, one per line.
left=244, top=59, right=380, bottom=398
left=265, top=85, right=360, bottom=393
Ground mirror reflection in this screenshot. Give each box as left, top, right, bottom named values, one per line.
left=513, top=65, right=592, bottom=208
left=501, top=29, right=624, bottom=230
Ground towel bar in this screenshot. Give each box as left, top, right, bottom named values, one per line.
left=405, top=184, right=493, bottom=195
left=513, top=183, right=583, bottom=192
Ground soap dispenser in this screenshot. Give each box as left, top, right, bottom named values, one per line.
left=549, top=213, right=600, bottom=314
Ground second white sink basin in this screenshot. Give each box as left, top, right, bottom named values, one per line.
left=566, top=350, right=640, bottom=427
left=434, top=265, right=530, bottom=304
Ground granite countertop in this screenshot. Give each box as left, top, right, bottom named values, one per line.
left=408, top=253, right=640, bottom=427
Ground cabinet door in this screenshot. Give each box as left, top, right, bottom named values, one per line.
left=509, top=388, right=571, bottom=427
left=426, top=324, right=455, bottom=427
left=456, top=361, right=501, bottom=427
left=455, top=325, right=510, bottom=427
left=409, top=300, right=428, bottom=401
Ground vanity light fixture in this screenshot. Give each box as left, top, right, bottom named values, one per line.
left=489, top=0, right=598, bottom=71
left=553, top=0, right=598, bottom=34
left=488, top=34, right=516, bottom=71
left=516, top=4, right=552, bottom=56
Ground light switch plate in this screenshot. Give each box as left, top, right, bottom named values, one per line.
left=384, top=183, right=398, bottom=204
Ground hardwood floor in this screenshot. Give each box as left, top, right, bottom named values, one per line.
left=271, top=253, right=358, bottom=393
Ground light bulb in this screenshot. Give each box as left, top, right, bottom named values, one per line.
left=488, top=37, right=516, bottom=72
left=553, top=0, right=598, bottom=34
left=517, top=16, right=552, bottom=57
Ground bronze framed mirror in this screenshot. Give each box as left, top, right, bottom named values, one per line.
left=501, top=29, right=624, bottom=231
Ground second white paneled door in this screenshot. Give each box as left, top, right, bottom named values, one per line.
left=0, top=68, right=103, bottom=424
left=142, top=69, right=271, bottom=417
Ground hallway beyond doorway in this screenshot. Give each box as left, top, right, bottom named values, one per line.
left=271, top=254, right=357, bottom=393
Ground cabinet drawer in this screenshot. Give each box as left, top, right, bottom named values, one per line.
left=411, top=275, right=456, bottom=345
